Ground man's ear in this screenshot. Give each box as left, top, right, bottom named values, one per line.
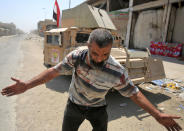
left=87, top=42, right=91, bottom=48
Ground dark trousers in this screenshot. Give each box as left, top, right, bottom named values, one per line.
left=62, top=99, right=108, bottom=131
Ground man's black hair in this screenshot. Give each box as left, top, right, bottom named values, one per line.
left=88, top=28, right=113, bottom=48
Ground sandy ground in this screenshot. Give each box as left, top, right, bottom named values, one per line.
left=153, top=55, right=184, bottom=81
left=1, top=34, right=184, bottom=131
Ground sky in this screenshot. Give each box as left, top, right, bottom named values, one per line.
left=0, top=0, right=86, bottom=32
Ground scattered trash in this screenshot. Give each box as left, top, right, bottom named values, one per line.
left=152, top=79, right=182, bottom=90
left=120, top=103, right=127, bottom=107
left=145, top=87, right=152, bottom=90
left=174, top=80, right=183, bottom=83
left=159, top=107, right=165, bottom=111
left=151, top=79, right=165, bottom=86
left=162, top=82, right=180, bottom=90
left=164, top=88, right=173, bottom=93
left=146, top=79, right=184, bottom=97
left=180, top=87, right=184, bottom=91
left=178, top=105, right=184, bottom=110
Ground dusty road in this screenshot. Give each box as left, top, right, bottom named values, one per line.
left=0, top=34, right=184, bottom=131
left=0, top=35, right=24, bottom=131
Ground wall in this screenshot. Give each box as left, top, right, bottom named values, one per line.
left=108, top=10, right=129, bottom=39
left=172, top=6, right=184, bottom=43
left=133, top=9, right=164, bottom=49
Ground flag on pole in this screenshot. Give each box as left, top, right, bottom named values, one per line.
left=53, top=0, right=61, bottom=27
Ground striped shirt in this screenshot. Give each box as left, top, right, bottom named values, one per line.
left=54, top=48, right=139, bottom=107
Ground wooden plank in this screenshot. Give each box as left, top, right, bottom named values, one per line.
left=129, top=13, right=137, bottom=48
left=167, top=6, right=176, bottom=42
left=162, top=4, right=168, bottom=27
left=132, top=0, right=184, bottom=12
left=114, top=56, right=127, bottom=59
left=126, top=61, right=146, bottom=68
left=131, top=77, right=145, bottom=84
left=117, top=59, right=126, bottom=63
left=163, top=4, right=172, bottom=42
left=124, top=12, right=132, bottom=48
left=145, top=57, right=166, bottom=82
left=125, top=0, right=133, bottom=48
left=129, top=68, right=145, bottom=74
left=106, top=0, right=110, bottom=12
left=129, top=73, right=145, bottom=79
left=162, top=4, right=168, bottom=42
left=118, top=0, right=125, bottom=8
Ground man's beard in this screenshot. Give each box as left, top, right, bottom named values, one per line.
left=88, top=53, right=107, bottom=69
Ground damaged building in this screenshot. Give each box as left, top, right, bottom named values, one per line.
left=37, top=19, right=57, bottom=37
left=85, top=0, right=184, bottom=57
left=0, top=22, right=24, bottom=36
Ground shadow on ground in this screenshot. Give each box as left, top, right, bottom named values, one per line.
left=106, top=88, right=171, bottom=122
left=45, top=76, right=171, bottom=122
left=153, top=55, right=184, bottom=65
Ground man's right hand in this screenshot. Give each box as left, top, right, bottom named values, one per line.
left=1, top=77, right=28, bottom=97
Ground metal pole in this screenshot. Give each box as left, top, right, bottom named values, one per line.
left=69, top=0, right=71, bottom=8
left=42, top=8, right=46, bottom=20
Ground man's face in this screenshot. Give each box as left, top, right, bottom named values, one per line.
left=88, top=42, right=112, bottom=68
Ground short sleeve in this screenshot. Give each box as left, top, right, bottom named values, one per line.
left=113, top=69, right=139, bottom=97
left=53, top=49, right=80, bottom=74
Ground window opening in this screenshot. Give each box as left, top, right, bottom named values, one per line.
left=76, top=33, right=89, bottom=43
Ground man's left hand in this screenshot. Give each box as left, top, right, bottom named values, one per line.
left=155, top=113, right=182, bottom=131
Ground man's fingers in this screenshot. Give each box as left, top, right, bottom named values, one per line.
left=11, top=77, right=20, bottom=83
left=1, top=89, right=15, bottom=96
left=174, top=123, right=182, bottom=130
left=2, top=83, right=17, bottom=93
left=1, top=87, right=15, bottom=95
left=1, top=90, right=11, bottom=95
left=174, top=126, right=180, bottom=131
left=1, top=91, right=6, bottom=96
left=166, top=126, right=172, bottom=131
left=7, top=92, right=16, bottom=97
left=170, top=126, right=176, bottom=131
left=1, top=88, right=10, bottom=93
left=169, top=115, right=181, bottom=119
left=2, top=86, right=14, bottom=92
left=167, top=122, right=182, bottom=131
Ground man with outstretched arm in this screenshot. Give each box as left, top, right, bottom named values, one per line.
left=1, top=29, right=182, bottom=131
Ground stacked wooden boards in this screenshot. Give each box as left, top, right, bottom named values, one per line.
left=111, top=48, right=165, bottom=84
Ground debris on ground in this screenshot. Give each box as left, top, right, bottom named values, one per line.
left=24, top=34, right=44, bottom=42
left=158, top=107, right=165, bottom=111
left=145, top=87, right=152, bottom=90
left=179, top=93, right=184, bottom=101
left=178, top=104, right=184, bottom=110
left=139, top=78, right=184, bottom=101
left=151, top=79, right=165, bottom=86
left=151, top=78, right=184, bottom=91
